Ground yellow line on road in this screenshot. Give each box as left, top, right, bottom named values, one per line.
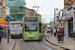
left=15, top=40, right=20, bottom=50
left=18, top=40, right=20, bottom=50
left=15, top=41, right=17, bottom=50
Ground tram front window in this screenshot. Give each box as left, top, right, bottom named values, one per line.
left=25, top=22, right=37, bottom=31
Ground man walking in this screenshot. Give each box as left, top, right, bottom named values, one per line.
left=0, top=29, right=3, bottom=44
left=47, top=28, right=50, bottom=33
left=53, top=28, right=57, bottom=37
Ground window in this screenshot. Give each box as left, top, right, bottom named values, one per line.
left=25, top=22, right=37, bottom=31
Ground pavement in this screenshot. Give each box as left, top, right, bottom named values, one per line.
left=0, top=38, right=15, bottom=50
left=45, top=33, right=75, bottom=50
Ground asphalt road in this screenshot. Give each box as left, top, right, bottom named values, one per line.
left=13, top=33, right=64, bottom=50
left=13, top=38, right=64, bottom=50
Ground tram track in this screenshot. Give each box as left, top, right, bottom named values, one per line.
left=25, top=42, right=34, bottom=50
left=25, top=41, right=52, bottom=50
left=13, top=38, right=63, bottom=50
left=38, top=41, right=52, bottom=50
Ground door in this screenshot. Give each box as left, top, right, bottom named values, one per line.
left=69, top=20, right=73, bottom=37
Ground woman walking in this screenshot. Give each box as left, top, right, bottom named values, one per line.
left=57, top=28, right=64, bottom=43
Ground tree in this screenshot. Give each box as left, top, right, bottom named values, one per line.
left=35, top=13, right=41, bottom=17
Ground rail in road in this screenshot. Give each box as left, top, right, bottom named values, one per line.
left=13, top=33, right=64, bottom=50
left=13, top=39, right=53, bottom=50
left=25, top=41, right=52, bottom=50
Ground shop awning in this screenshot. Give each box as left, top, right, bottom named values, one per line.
left=0, top=23, right=8, bottom=27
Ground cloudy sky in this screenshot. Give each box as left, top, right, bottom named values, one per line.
left=25, top=0, right=64, bottom=23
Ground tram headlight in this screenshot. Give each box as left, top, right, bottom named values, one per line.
left=24, top=34, right=27, bottom=36
left=35, top=34, right=38, bottom=36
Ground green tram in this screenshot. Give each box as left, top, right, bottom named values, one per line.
left=23, top=17, right=43, bottom=41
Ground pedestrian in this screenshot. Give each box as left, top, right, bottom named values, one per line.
left=0, top=29, right=3, bottom=44
left=57, top=27, right=59, bottom=32
left=57, top=27, right=64, bottom=43
left=53, top=28, right=57, bottom=37
left=51, top=29, right=53, bottom=36
left=43, top=29, right=45, bottom=33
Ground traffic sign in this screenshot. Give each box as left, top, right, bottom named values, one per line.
left=50, top=22, right=51, bottom=25
left=5, top=16, right=11, bottom=22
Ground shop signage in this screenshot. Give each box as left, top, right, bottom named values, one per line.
left=63, top=9, right=67, bottom=18
left=0, top=18, right=3, bottom=23
left=64, top=11, right=72, bottom=19
left=49, top=22, right=51, bottom=25
left=59, top=17, right=64, bottom=20
left=61, top=21, right=64, bottom=23
left=0, top=18, right=8, bottom=23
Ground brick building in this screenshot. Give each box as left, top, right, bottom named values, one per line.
left=64, top=0, right=75, bottom=8
left=24, top=7, right=35, bottom=17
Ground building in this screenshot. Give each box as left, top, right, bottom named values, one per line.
left=58, top=9, right=64, bottom=28
left=63, top=0, right=74, bottom=37
left=0, top=0, right=10, bottom=34
left=0, top=0, right=2, bottom=5
left=2, top=0, right=6, bottom=18
left=6, top=0, right=25, bottom=2
left=64, top=0, right=75, bottom=9
left=24, top=7, right=35, bottom=17
left=6, top=0, right=25, bottom=21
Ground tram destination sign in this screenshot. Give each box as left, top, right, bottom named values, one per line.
left=25, top=17, right=37, bottom=22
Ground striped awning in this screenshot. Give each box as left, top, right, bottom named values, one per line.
left=0, top=23, right=8, bottom=27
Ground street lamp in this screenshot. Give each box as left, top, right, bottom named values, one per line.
left=54, top=8, right=58, bottom=27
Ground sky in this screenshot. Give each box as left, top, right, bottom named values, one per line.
left=25, top=0, right=64, bottom=23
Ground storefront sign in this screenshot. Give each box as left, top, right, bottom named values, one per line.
left=0, top=18, right=4, bottom=23
left=59, top=17, right=64, bottom=20
left=64, top=11, right=72, bottom=19
left=0, top=18, right=8, bottom=23
left=61, top=21, right=64, bottom=23
left=64, top=19, right=66, bottom=22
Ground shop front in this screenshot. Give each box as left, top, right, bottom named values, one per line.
left=0, top=18, right=8, bottom=37
left=64, top=10, right=73, bottom=37
left=67, top=17, right=73, bottom=37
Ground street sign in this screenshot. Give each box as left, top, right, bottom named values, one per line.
left=5, top=15, right=11, bottom=43
left=50, top=22, right=51, bottom=25
left=5, top=16, right=11, bottom=22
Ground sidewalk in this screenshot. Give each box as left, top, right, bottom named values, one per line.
left=0, top=38, right=15, bottom=50
left=45, top=33, right=75, bottom=50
